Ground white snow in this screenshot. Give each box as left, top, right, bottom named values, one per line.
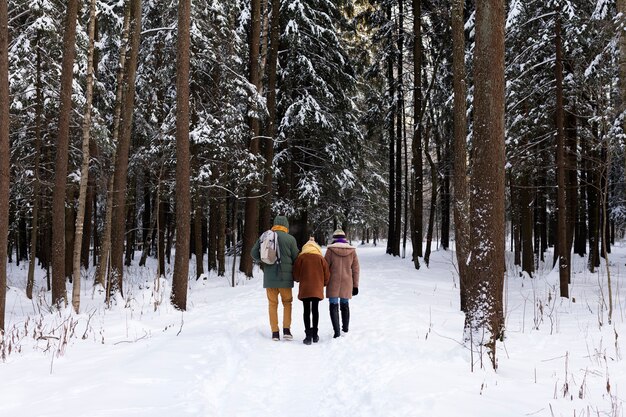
left=1, top=243, right=625, bottom=417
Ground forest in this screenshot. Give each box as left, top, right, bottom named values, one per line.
left=0, top=0, right=625, bottom=378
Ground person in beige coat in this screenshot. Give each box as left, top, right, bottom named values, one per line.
left=324, top=229, right=360, bottom=338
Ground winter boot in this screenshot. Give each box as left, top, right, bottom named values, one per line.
left=340, top=304, right=350, bottom=333
left=283, top=328, right=293, bottom=340
left=303, top=329, right=312, bottom=345
left=272, top=331, right=280, bottom=341
left=330, top=304, right=341, bottom=338
left=312, top=327, right=319, bottom=343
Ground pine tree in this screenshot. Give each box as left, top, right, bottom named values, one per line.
left=465, top=0, right=506, bottom=370
left=0, top=0, right=10, bottom=332
left=171, top=0, right=191, bottom=311
left=51, top=0, right=80, bottom=308
left=276, top=0, right=362, bottom=242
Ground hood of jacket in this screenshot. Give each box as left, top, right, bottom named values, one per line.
left=300, top=239, right=322, bottom=257
left=273, top=215, right=289, bottom=229
left=327, top=242, right=355, bottom=257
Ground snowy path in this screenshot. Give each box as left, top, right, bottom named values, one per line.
left=1, top=245, right=625, bottom=416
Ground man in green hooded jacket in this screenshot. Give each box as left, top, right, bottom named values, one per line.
left=251, top=215, right=299, bottom=341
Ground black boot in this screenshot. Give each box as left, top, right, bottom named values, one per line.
left=303, top=329, right=312, bottom=345
left=330, top=304, right=340, bottom=338
left=340, top=304, right=350, bottom=333
left=312, top=327, right=319, bottom=343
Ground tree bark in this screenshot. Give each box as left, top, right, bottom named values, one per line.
left=555, top=14, right=569, bottom=298
left=411, top=0, right=423, bottom=262
left=194, top=196, right=204, bottom=279
left=96, top=2, right=131, bottom=293
left=465, top=0, right=506, bottom=369
left=72, top=0, right=97, bottom=313
left=208, top=199, right=218, bottom=271
left=158, top=196, right=166, bottom=277
left=575, top=134, right=588, bottom=257
left=109, top=0, right=142, bottom=297
left=27, top=31, right=44, bottom=300
left=217, top=192, right=227, bottom=277
left=440, top=136, right=450, bottom=251
left=0, top=0, right=9, bottom=331
left=259, top=0, right=279, bottom=233
left=618, top=0, right=626, bottom=181
left=124, top=190, right=136, bottom=267
left=387, top=4, right=396, bottom=256
left=424, top=126, right=437, bottom=267
left=51, top=0, right=80, bottom=308
left=451, top=0, right=470, bottom=312
left=394, top=0, right=404, bottom=258
left=240, top=0, right=263, bottom=277
left=171, top=0, right=192, bottom=310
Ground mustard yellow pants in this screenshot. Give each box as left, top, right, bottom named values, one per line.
left=266, top=288, right=293, bottom=332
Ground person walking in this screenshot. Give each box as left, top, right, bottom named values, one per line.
left=293, top=237, right=330, bottom=345
left=325, top=229, right=360, bottom=338
left=251, top=215, right=299, bottom=341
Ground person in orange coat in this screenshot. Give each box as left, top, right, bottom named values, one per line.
left=293, top=237, right=330, bottom=345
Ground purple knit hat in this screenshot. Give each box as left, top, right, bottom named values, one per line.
left=332, top=229, right=348, bottom=243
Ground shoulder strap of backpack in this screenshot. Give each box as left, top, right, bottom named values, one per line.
left=274, top=231, right=281, bottom=263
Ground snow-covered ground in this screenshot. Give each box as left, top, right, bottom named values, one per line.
left=1, top=243, right=625, bottom=417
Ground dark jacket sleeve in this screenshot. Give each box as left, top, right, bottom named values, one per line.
left=290, top=238, right=300, bottom=263
left=293, top=256, right=302, bottom=282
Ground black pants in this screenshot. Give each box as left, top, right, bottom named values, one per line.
left=302, top=297, right=320, bottom=330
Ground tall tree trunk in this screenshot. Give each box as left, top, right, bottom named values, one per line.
left=411, top=0, right=423, bottom=264
left=451, top=0, right=470, bottom=311
left=424, top=126, right=437, bottom=267
left=96, top=3, right=131, bottom=293
left=65, top=189, right=76, bottom=280
left=141, top=170, right=151, bottom=259
left=555, top=15, right=569, bottom=298
left=618, top=0, right=626, bottom=180
left=240, top=0, right=263, bottom=277
left=92, top=185, right=99, bottom=267
left=194, top=196, right=204, bottom=279
left=259, top=0, right=280, bottom=233
left=403, top=96, right=409, bottom=257
left=440, top=134, right=450, bottom=250
left=520, top=172, right=534, bottom=277
left=27, top=31, right=44, bottom=300
left=171, top=0, right=192, bottom=310
left=158, top=196, right=166, bottom=277
left=51, top=0, right=79, bottom=308
left=18, top=212, right=27, bottom=263
left=465, top=0, right=506, bottom=369
left=82, top=165, right=95, bottom=269
left=139, top=189, right=157, bottom=267
left=72, top=0, right=97, bottom=312
left=387, top=4, right=396, bottom=256
left=217, top=191, right=227, bottom=277
left=565, top=103, right=577, bottom=267
left=208, top=199, right=218, bottom=271
left=394, top=0, right=403, bottom=258
left=124, top=191, right=136, bottom=267
left=511, top=178, right=521, bottom=266
left=575, top=135, right=588, bottom=257
left=0, top=0, right=9, bottom=331
left=109, top=0, right=142, bottom=298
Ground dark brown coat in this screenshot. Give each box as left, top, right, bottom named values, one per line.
left=293, top=253, right=330, bottom=300
left=324, top=243, right=360, bottom=299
